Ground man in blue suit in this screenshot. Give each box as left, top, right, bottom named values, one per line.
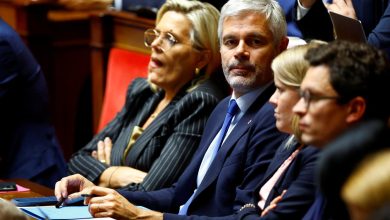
left=54, top=0, right=289, bottom=219
left=293, top=41, right=390, bottom=220
left=0, top=18, right=67, bottom=187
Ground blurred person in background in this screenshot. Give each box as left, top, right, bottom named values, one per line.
left=0, top=18, right=66, bottom=188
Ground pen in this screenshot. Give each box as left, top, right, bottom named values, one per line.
left=81, top=194, right=96, bottom=198
left=55, top=197, right=67, bottom=208
left=55, top=194, right=95, bottom=208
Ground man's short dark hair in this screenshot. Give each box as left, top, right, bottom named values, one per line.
left=305, top=40, right=390, bottom=121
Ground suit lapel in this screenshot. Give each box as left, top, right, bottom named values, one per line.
left=187, top=99, right=230, bottom=171
left=258, top=140, right=296, bottom=188
left=193, top=84, right=276, bottom=198
left=122, top=93, right=161, bottom=165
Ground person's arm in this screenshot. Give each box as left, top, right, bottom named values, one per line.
left=295, top=0, right=334, bottom=41
left=136, top=90, right=220, bottom=191
left=367, top=3, right=390, bottom=49
left=237, top=147, right=319, bottom=220
left=67, top=79, right=150, bottom=183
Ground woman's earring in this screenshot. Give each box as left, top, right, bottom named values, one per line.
left=195, top=68, right=200, bottom=75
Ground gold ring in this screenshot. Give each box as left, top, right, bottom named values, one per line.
left=100, top=160, right=106, bottom=163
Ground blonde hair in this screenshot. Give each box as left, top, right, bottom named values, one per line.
left=271, top=42, right=324, bottom=139
left=342, top=149, right=390, bottom=212
left=157, top=0, right=220, bottom=76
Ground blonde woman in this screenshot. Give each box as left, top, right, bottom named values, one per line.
left=68, top=0, right=225, bottom=192
left=238, top=43, right=322, bottom=219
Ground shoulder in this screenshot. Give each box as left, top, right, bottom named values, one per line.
left=299, top=146, right=321, bottom=164
left=193, top=77, right=230, bottom=100
left=178, top=78, right=228, bottom=108
left=126, top=78, right=153, bottom=96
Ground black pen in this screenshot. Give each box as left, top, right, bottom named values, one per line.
left=55, top=197, right=67, bottom=208
left=81, top=194, right=96, bottom=198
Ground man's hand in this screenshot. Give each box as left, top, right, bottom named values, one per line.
left=92, top=137, right=113, bottom=165
left=325, top=0, right=357, bottom=19
left=54, top=174, right=96, bottom=201
left=85, top=186, right=163, bottom=220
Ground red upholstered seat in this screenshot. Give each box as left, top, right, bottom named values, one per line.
left=97, top=48, right=149, bottom=132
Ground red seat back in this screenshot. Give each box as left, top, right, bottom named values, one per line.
left=97, top=48, right=149, bottom=132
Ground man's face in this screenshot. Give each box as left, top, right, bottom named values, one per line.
left=293, top=65, right=350, bottom=148
left=220, top=12, right=280, bottom=97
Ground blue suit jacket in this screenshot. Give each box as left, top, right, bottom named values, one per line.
left=238, top=142, right=320, bottom=220
left=119, top=84, right=288, bottom=219
left=280, top=0, right=334, bottom=41
left=0, top=19, right=66, bottom=187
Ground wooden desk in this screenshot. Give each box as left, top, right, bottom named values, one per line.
left=0, top=179, right=53, bottom=201
left=90, top=10, right=154, bottom=131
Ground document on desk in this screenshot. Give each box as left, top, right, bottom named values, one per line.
left=20, top=206, right=114, bottom=219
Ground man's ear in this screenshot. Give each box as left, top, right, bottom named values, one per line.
left=346, top=96, right=366, bottom=123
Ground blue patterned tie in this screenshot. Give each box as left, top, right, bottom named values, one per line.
left=178, top=100, right=239, bottom=215
left=215, top=99, right=239, bottom=149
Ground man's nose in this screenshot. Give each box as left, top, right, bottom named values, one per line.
left=234, top=40, right=250, bottom=60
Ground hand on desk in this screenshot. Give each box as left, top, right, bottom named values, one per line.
left=324, top=0, right=357, bottom=19
left=84, top=186, right=163, bottom=219
left=55, top=174, right=95, bottom=201
left=55, top=176, right=163, bottom=220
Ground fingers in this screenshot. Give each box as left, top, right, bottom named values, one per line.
left=280, top=189, right=287, bottom=198
left=261, top=203, right=276, bottom=217
left=91, top=151, right=97, bottom=160
left=261, top=190, right=288, bottom=217
left=97, top=140, right=106, bottom=163
left=56, top=177, right=70, bottom=199
left=96, top=137, right=113, bottom=165
left=85, top=186, right=116, bottom=217
left=54, top=181, right=64, bottom=200
left=324, top=0, right=357, bottom=19
left=104, top=137, right=112, bottom=165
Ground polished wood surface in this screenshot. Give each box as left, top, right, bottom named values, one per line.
left=0, top=179, right=53, bottom=201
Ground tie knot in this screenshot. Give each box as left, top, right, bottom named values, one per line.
left=227, top=100, right=239, bottom=115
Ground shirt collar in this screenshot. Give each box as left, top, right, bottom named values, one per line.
left=231, top=81, right=273, bottom=114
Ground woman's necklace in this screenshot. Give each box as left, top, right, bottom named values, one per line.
left=142, top=99, right=170, bottom=129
